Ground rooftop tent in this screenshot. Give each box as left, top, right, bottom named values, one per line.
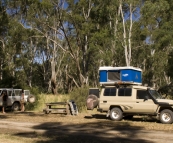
left=99, top=66, right=142, bottom=85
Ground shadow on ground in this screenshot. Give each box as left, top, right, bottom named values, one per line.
left=14, top=119, right=154, bottom=143
left=0, top=111, right=162, bottom=143
left=85, top=113, right=160, bottom=123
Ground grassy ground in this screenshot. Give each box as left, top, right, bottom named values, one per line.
left=0, top=133, right=47, bottom=143
left=1, top=94, right=173, bottom=142
left=0, top=111, right=173, bottom=143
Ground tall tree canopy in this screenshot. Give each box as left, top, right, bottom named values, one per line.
left=0, top=0, right=173, bottom=94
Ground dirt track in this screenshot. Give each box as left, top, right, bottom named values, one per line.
left=0, top=111, right=173, bottom=143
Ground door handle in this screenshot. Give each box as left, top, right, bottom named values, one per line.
left=136, top=102, right=139, bottom=103
left=103, top=101, right=107, bottom=103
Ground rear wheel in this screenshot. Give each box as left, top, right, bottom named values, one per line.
left=160, top=109, right=173, bottom=124
left=12, top=102, right=20, bottom=111
left=110, top=107, right=123, bottom=121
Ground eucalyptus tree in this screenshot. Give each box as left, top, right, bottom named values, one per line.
left=21, top=0, right=68, bottom=94
left=62, top=0, right=143, bottom=87
left=0, top=0, right=39, bottom=88
left=119, top=0, right=141, bottom=66
left=0, top=0, right=8, bottom=81
left=140, top=0, right=172, bottom=88
left=6, top=0, right=68, bottom=94
left=62, top=0, right=98, bottom=87
left=102, top=0, right=141, bottom=67
left=0, top=0, right=26, bottom=87
left=63, top=0, right=115, bottom=87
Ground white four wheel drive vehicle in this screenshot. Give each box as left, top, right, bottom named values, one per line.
left=86, top=85, right=173, bottom=124
left=0, top=88, right=35, bottom=111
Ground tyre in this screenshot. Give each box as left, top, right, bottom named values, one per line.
left=160, top=109, right=173, bottom=124
left=27, top=95, right=36, bottom=103
left=12, top=102, right=20, bottom=111
left=110, top=107, right=123, bottom=121
left=75, top=106, right=79, bottom=115
left=86, top=94, right=99, bottom=110
left=68, top=101, right=79, bottom=115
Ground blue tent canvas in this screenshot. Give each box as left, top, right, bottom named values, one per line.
left=99, top=66, right=142, bottom=85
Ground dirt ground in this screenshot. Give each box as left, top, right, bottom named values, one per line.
left=0, top=111, right=173, bottom=143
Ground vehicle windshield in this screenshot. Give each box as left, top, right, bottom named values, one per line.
left=149, top=89, right=162, bottom=99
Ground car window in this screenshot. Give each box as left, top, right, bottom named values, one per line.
left=12, top=92, right=15, bottom=96
left=149, top=90, right=162, bottom=99
left=8, top=90, right=12, bottom=96
left=24, top=90, right=30, bottom=96
left=137, top=90, right=151, bottom=99
left=118, top=88, right=132, bottom=96
left=14, top=90, right=21, bottom=96
left=104, top=88, right=116, bottom=96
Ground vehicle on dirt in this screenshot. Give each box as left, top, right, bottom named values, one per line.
left=0, top=88, right=35, bottom=111
left=86, top=85, right=173, bottom=124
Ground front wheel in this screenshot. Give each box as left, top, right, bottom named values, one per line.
left=12, top=102, right=20, bottom=111
left=160, top=109, right=173, bottom=124
left=110, top=107, right=123, bottom=121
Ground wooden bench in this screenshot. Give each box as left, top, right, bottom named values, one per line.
left=43, top=102, right=70, bottom=115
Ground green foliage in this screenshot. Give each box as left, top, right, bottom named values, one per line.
left=69, top=86, right=89, bottom=112
left=1, top=0, right=173, bottom=95
left=25, top=93, right=40, bottom=111
left=25, top=93, right=70, bottom=111
left=18, top=87, right=41, bottom=110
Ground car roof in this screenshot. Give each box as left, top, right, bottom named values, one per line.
left=0, top=88, right=13, bottom=90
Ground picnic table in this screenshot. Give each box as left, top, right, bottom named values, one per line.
left=43, top=101, right=78, bottom=115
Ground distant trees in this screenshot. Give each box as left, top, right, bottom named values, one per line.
left=0, top=0, right=173, bottom=94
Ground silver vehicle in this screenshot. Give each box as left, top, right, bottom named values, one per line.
left=0, top=88, right=35, bottom=111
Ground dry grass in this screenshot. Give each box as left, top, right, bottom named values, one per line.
left=1, top=93, right=173, bottom=142
left=0, top=133, right=51, bottom=143
left=0, top=111, right=173, bottom=143
left=0, top=134, right=36, bottom=143
left=27, top=94, right=70, bottom=112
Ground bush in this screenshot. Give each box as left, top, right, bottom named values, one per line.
left=69, top=86, right=89, bottom=112
left=25, top=86, right=90, bottom=113
left=25, top=93, right=70, bottom=111
left=25, top=93, right=41, bottom=111
left=25, top=87, right=42, bottom=111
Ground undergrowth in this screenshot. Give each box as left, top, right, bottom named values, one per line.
left=25, top=94, right=69, bottom=112
left=69, top=86, right=89, bottom=112
left=25, top=86, right=89, bottom=113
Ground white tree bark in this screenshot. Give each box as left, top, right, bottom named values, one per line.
left=81, top=0, right=93, bottom=85
left=120, top=2, right=128, bottom=66
left=120, top=1, right=135, bottom=66
left=0, top=40, right=5, bottom=80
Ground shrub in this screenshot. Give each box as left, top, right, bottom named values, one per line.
left=25, top=86, right=90, bottom=113
left=69, top=86, right=89, bottom=112
left=25, top=93, right=70, bottom=111
left=25, top=87, right=42, bottom=111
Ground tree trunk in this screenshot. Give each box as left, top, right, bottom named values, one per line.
left=120, top=2, right=134, bottom=66
left=0, top=59, right=3, bottom=80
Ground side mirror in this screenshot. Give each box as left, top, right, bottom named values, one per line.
left=144, top=96, right=149, bottom=101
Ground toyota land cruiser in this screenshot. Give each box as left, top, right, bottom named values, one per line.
left=86, top=85, right=173, bottom=124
